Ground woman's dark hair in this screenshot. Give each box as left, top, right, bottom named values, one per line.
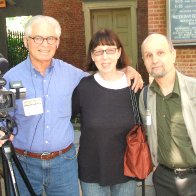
left=86, top=28, right=131, bottom=71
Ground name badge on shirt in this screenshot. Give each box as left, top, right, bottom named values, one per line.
left=145, top=109, right=152, bottom=125
left=23, top=98, right=43, bottom=116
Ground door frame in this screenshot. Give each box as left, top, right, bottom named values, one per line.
left=82, top=0, right=138, bottom=68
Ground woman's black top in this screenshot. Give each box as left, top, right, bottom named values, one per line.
left=72, top=75, right=135, bottom=186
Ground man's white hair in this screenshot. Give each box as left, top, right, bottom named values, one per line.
left=24, top=15, right=61, bottom=38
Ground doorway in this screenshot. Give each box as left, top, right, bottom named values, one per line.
left=83, top=1, right=137, bottom=67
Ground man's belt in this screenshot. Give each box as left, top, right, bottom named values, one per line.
left=160, top=164, right=196, bottom=176
left=15, top=144, right=72, bottom=160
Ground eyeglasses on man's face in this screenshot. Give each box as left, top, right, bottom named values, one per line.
left=93, top=47, right=118, bottom=56
left=29, top=36, right=58, bottom=45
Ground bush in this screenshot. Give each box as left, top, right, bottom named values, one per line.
left=7, top=30, right=28, bottom=68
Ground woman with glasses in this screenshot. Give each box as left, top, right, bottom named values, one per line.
left=72, top=29, right=137, bottom=196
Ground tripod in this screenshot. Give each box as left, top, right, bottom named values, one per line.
left=1, top=140, right=37, bottom=196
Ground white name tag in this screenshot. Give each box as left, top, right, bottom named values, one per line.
left=146, top=110, right=152, bottom=125
left=23, top=98, right=43, bottom=116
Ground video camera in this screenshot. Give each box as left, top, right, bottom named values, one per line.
left=0, top=56, right=26, bottom=139
left=0, top=77, right=26, bottom=139
left=0, top=78, right=15, bottom=114
left=0, top=56, right=14, bottom=115
left=0, top=78, right=26, bottom=115
left=0, top=56, right=25, bottom=115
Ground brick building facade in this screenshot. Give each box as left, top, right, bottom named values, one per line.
left=42, top=0, right=196, bottom=81
left=43, top=0, right=87, bottom=70
left=148, top=0, right=196, bottom=78
left=1, top=0, right=195, bottom=81
left=42, top=0, right=150, bottom=82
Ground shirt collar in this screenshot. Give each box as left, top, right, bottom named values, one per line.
left=27, top=56, right=54, bottom=74
left=150, top=72, right=180, bottom=96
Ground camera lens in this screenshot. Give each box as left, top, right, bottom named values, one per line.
left=0, top=94, right=12, bottom=109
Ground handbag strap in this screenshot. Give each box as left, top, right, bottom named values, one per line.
left=143, top=85, right=148, bottom=110
left=129, top=88, right=142, bottom=124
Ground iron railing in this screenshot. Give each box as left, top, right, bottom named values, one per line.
left=7, top=30, right=28, bottom=68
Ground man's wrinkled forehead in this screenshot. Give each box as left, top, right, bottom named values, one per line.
left=142, top=34, right=170, bottom=53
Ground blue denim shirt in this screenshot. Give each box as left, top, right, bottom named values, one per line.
left=3, top=57, right=87, bottom=152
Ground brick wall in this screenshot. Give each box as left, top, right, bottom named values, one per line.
left=137, top=0, right=149, bottom=84
left=148, top=0, right=196, bottom=77
left=42, top=0, right=87, bottom=70
left=42, top=0, right=196, bottom=78
left=42, top=0, right=150, bottom=81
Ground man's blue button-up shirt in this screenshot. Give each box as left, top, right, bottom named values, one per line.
left=3, top=57, right=87, bottom=152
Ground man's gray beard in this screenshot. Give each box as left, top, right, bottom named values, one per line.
left=150, top=71, right=167, bottom=79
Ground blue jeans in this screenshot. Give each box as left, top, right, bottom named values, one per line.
left=80, top=180, right=137, bottom=196
left=12, top=144, right=79, bottom=196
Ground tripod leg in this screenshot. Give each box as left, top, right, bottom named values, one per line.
left=2, top=150, right=11, bottom=196
left=7, top=158, right=20, bottom=196
left=2, top=141, right=37, bottom=196
left=1, top=146, right=19, bottom=196
left=12, top=153, right=37, bottom=196
left=0, top=152, right=3, bottom=195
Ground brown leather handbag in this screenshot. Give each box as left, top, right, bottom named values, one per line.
left=124, top=88, right=153, bottom=180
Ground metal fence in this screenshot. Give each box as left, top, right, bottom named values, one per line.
left=7, top=30, right=28, bottom=68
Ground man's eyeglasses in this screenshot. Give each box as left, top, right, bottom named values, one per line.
left=93, top=48, right=118, bottom=56
left=29, top=36, right=58, bottom=45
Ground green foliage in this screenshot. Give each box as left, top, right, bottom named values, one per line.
left=71, top=115, right=81, bottom=131
left=7, top=30, right=28, bottom=68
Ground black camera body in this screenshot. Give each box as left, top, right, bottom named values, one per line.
left=0, top=77, right=26, bottom=139
left=0, top=78, right=26, bottom=114
left=0, top=78, right=15, bottom=114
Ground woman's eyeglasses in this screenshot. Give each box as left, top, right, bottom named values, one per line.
left=93, top=48, right=118, bottom=56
